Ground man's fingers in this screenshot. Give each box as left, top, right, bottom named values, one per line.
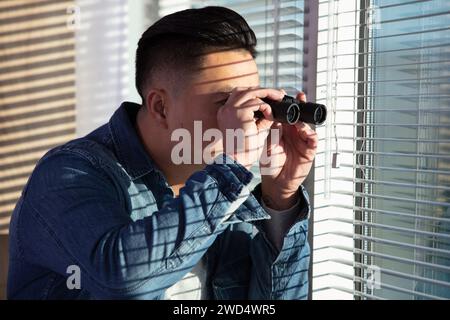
left=266, top=122, right=283, bottom=147
left=255, top=100, right=274, bottom=121
left=234, top=87, right=284, bottom=108
left=295, top=121, right=312, bottom=132
left=256, top=117, right=274, bottom=132
left=297, top=123, right=315, bottom=137
left=255, top=99, right=274, bottom=132
left=223, top=87, right=285, bottom=122
left=296, top=91, right=306, bottom=103
left=296, top=123, right=318, bottom=147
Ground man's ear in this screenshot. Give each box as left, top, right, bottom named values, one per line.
left=144, top=89, right=169, bottom=129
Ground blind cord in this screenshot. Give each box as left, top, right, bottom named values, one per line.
left=332, top=0, right=340, bottom=168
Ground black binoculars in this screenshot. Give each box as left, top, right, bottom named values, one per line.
left=254, top=95, right=327, bottom=125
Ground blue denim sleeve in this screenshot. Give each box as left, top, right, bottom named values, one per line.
left=247, top=184, right=311, bottom=300
left=20, top=150, right=266, bottom=299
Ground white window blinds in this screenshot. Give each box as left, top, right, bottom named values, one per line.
left=313, top=0, right=450, bottom=299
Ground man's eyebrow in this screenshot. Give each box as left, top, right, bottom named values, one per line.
left=214, top=86, right=234, bottom=94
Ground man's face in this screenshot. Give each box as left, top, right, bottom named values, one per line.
left=166, top=49, right=260, bottom=165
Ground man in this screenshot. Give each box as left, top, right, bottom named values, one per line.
left=7, top=6, right=317, bottom=299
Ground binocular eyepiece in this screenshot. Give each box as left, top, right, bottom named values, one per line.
left=254, top=95, right=327, bottom=125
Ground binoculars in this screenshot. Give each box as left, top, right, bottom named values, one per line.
left=254, top=95, right=327, bottom=125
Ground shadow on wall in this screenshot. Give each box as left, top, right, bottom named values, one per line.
left=0, top=1, right=77, bottom=231
left=0, top=235, right=8, bottom=300
left=75, top=0, right=130, bottom=136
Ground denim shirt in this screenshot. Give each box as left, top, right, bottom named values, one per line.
left=7, top=102, right=311, bottom=300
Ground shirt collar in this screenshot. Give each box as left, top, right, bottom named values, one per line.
left=108, top=101, right=157, bottom=180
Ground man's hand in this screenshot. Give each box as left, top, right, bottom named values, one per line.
left=217, top=87, right=283, bottom=169
left=260, top=92, right=318, bottom=210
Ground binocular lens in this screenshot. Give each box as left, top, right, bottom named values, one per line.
left=256, top=95, right=327, bottom=125
left=286, top=103, right=300, bottom=124
left=313, top=104, right=327, bottom=124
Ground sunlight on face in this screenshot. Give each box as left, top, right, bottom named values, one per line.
left=169, top=49, right=260, bottom=164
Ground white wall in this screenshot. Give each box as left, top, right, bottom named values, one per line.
left=75, top=0, right=154, bottom=136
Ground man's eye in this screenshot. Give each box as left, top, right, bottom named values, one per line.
left=216, top=99, right=228, bottom=105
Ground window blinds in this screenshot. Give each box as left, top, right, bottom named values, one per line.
left=0, top=0, right=76, bottom=234
left=313, top=0, right=450, bottom=299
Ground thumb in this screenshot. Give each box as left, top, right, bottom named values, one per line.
left=296, top=91, right=307, bottom=102
left=256, top=117, right=273, bottom=132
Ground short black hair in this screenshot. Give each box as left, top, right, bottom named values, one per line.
left=135, top=6, right=257, bottom=102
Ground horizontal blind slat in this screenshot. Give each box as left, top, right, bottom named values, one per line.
left=314, top=231, right=450, bottom=257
